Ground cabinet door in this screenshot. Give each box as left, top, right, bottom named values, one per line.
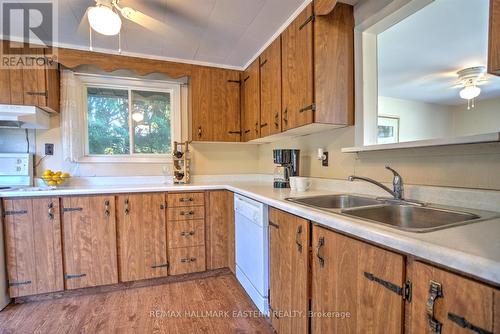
left=408, top=261, right=495, bottom=334
left=191, top=66, right=241, bottom=141
left=489, top=0, right=500, bottom=75
left=311, top=225, right=405, bottom=334
left=269, top=208, right=309, bottom=334
left=281, top=3, right=314, bottom=131
left=3, top=198, right=63, bottom=297
left=116, top=193, right=168, bottom=282
left=206, top=190, right=234, bottom=270
left=61, top=196, right=118, bottom=289
left=241, top=59, right=260, bottom=141
left=260, top=37, right=282, bottom=136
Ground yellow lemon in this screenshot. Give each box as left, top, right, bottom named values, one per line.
left=43, top=169, right=53, bottom=176
left=52, top=176, right=61, bottom=182
left=47, top=180, right=56, bottom=186
left=61, top=172, right=70, bottom=178
left=56, top=180, right=64, bottom=185
left=54, top=171, right=62, bottom=176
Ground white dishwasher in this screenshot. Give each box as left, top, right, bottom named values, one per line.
left=234, top=193, right=269, bottom=316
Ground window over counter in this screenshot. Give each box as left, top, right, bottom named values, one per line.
left=78, top=74, right=181, bottom=162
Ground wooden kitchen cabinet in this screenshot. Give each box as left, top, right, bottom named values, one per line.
left=268, top=208, right=309, bottom=334
left=311, top=224, right=406, bottom=334
left=281, top=3, right=314, bottom=131
left=241, top=58, right=261, bottom=141
left=2, top=197, right=64, bottom=297
left=407, top=261, right=496, bottom=334
left=206, top=190, right=235, bottom=271
left=0, top=41, right=60, bottom=112
left=61, top=195, right=118, bottom=289
left=191, top=66, right=241, bottom=142
left=116, top=193, right=168, bottom=282
left=259, top=37, right=282, bottom=137
left=489, top=0, right=500, bottom=75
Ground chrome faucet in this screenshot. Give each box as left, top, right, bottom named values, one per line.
left=348, top=166, right=404, bottom=200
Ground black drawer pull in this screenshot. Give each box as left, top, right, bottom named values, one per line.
left=180, top=231, right=195, bottom=237
left=180, top=257, right=197, bottom=263
left=65, top=273, right=86, bottom=279
left=8, top=280, right=32, bottom=286
left=179, top=197, right=193, bottom=202
left=179, top=211, right=195, bottom=216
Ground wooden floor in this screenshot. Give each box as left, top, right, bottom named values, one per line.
left=0, top=273, right=274, bottom=334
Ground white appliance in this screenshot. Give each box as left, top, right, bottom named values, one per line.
left=0, top=104, right=50, bottom=129
left=234, top=193, right=269, bottom=316
left=0, top=153, right=34, bottom=310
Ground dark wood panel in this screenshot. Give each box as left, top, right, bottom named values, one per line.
left=61, top=195, right=118, bottom=290
left=168, top=246, right=206, bottom=275
left=116, top=193, right=168, bottom=282
left=206, top=190, right=234, bottom=270
left=281, top=3, right=314, bottom=131
left=241, top=58, right=261, bottom=141
left=260, top=37, right=282, bottom=136
left=191, top=66, right=241, bottom=142
left=488, top=0, right=500, bottom=75
left=168, top=219, right=205, bottom=249
left=314, top=3, right=354, bottom=125
left=408, top=261, right=494, bottom=334
left=269, top=207, right=309, bottom=334
left=167, top=192, right=205, bottom=207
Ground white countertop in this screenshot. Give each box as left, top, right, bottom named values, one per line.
left=1, top=179, right=499, bottom=286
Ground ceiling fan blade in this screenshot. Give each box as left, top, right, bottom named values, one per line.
left=77, top=7, right=91, bottom=36
left=120, top=7, right=171, bottom=36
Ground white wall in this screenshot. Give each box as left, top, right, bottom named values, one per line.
left=378, top=96, right=454, bottom=142
left=452, top=97, right=500, bottom=137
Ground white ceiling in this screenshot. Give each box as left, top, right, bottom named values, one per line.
left=378, top=0, right=500, bottom=106
left=55, top=0, right=309, bottom=69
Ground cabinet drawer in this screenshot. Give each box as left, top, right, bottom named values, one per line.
left=168, top=246, right=206, bottom=275
left=168, top=219, right=205, bottom=248
left=167, top=206, right=205, bottom=221
left=167, top=192, right=205, bottom=207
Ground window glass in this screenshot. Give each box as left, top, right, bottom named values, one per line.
left=87, top=87, right=129, bottom=155
left=131, top=90, right=171, bottom=154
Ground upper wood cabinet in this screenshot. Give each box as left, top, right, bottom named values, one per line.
left=205, top=190, right=234, bottom=271
left=408, top=261, right=496, bottom=334
left=269, top=208, right=309, bottom=334
left=116, top=193, right=168, bottom=282
left=311, top=224, right=406, bottom=334
left=2, top=197, right=64, bottom=297
left=281, top=4, right=315, bottom=131
left=259, top=37, right=282, bottom=137
left=0, top=42, right=60, bottom=112
left=241, top=59, right=261, bottom=141
left=489, top=0, right=500, bottom=75
left=61, top=195, right=118, bottom=290
left=191, top=66, right=241, bottom=142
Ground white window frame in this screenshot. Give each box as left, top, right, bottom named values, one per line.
left=77, top=74, right=181, bottom=163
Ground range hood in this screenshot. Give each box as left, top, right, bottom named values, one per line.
left=0, top=104, right=50, bottom=129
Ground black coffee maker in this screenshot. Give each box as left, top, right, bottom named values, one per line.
left=273, top=149, right=300, bottom=188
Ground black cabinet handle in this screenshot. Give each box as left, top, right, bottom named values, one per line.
left=316, top=236, right=325, bottom=267
left=295, top=225, right=303, bottom=252
left=426, top=280, right=443, bottom=333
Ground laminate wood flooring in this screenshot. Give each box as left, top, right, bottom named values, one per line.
left=0, top=274, right=274, bottom=334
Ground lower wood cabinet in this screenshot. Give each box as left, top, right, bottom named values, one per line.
left=311, top=224, right=406, bottom=334
left=168, top=245, right=206, bottom=275
left=206, top=190, right=235, bottom=271
left=268, top=207, right=309, bottom=334
left=408, top=261, right=496, bottom=334
left=116, top=193, right=168, bottom=282
left=2, top=197, right=64, bottom=297
left=61, top=195, right=118, bottom=289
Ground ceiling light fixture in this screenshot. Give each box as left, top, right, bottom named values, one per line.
left=457, top=66, right=486, bottom=110
left=88, top=1, right=122, bottom=36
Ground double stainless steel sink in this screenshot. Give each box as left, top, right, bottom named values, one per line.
left=286, top=194, right=497, bottom=232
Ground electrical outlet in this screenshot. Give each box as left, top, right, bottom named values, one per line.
left=45, top=143, right=54, bottom=155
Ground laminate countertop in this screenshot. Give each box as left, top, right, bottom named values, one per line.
left=1, top=180, right=499, bottom=286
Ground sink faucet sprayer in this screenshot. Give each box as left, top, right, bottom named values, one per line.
left=348, top=166, right=404, bottom=200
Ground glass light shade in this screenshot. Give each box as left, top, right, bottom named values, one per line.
left=459, top=86, right=481, bottom=100
left=132, top=112, right=144, bottom=122
left=88, top=5, right=122, bottom=36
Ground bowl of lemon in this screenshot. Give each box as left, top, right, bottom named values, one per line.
left=41, top=170, right=70, bottom=187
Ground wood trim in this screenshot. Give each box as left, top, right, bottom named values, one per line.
left=489, top=0, right=500, bottom=75
left=314, top=0, right=338, bottom=16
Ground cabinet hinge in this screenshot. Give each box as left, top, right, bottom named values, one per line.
left=3, top=210, right=28, bottom=216
left=243, top=75, right=250, bottom=82
left=227, top=79, right=241, bottom=85
left=63, top=207, right=83, bottom=212
left=299, top=103, right=316, bottom=113
left=151, top=263, right=169, bottom=269
left=269, top=221, right=279, bottom=229
left=26, top=91, right=48, bottom=97
left=447, top=312, right=492, bottom=334
left=8, top=280, right=32, bottom=287
left=65, top=273, right=86, bottom=279
left=363, top=272, right=412, bottom=301
left=260, top=59, right=268, bottom=67
left=299, top=14, right=315, bottom=30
